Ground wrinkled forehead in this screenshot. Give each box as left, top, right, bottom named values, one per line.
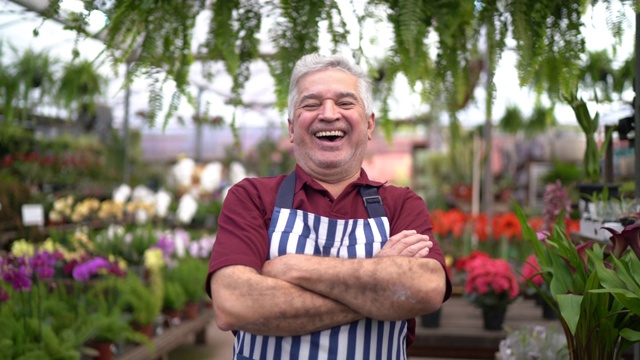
left=296, top=68, right=360, bottom=95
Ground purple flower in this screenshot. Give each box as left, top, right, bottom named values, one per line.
left=154, top=235, right=176, bottom=259
left=30, top=251, right=57, bottom=281
left=602, top=223, right=640, bottom=260
left=72, top=257, right=110, bottom=281
left=542, top=181, right=572, bottom=231
left=2, top=263, right=32, bottom=292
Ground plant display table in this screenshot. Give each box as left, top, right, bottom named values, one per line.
left=409, top=297, right=557, bottom=359
left=116, top=309, right=215, bottom=360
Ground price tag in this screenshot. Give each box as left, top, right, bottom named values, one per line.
left=21, top=204, right=45, bottom=226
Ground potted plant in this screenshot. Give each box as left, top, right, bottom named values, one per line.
left=162, top=278, right=188, bottom=325
left=463, top=256, right=520, bottom=330
left=165, top=257, right=208, bottom=319
left=118, top=271, right=163, bottom=338
left=515, top=204, right=640, bottom=359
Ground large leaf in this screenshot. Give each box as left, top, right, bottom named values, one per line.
left=556, top=293, right=583, bottom=335
left=621, top=329, right=640, bottom=342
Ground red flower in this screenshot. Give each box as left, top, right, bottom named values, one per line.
left=492, top=212, right=522, bottom=240
left=472, top=213, right=490, bottom=242
left=455, top=249, right=490, bottom=272
left=464, top=256, right=520, bottom=307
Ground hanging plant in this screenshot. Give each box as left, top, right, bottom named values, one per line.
left=56, top=59, right=106, bottom=128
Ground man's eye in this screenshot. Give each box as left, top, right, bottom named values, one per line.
left=338, top=102, right=355, bottom=107
left=302, top=103, right=320, bottom=109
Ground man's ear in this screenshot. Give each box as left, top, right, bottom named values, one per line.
left=367, top=113, right=375, bottom=140
left=288, top=119, right=294, bottom=143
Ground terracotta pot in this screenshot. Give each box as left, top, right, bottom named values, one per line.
left=184, top=302, right=200, bottom=320
left=89, top=341, right=113, bottom=360
left=132, top=323, right=154, bottom=339
left=163, top=309, right=183, bottom=327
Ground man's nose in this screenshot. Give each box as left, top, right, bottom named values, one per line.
left=319, top=101, right=339, bottom=120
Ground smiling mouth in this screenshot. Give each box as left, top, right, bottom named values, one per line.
left=315, top=130, right=345, bottom=142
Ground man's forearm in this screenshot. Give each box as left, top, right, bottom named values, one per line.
left=210, top=265, right=363, bottom=336
left=263, top=255, right=446, bottom=320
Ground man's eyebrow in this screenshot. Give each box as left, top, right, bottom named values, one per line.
left=298, top=92, right=360, bottom=104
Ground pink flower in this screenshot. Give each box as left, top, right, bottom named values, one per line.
left=464, top=257, right=520, bottom=308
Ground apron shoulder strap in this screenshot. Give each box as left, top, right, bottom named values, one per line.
left=359, top=186, right=386, bottom=218
left=274, top=171, right=387, bottom=218
left=275, top=171, right=296, bottom=209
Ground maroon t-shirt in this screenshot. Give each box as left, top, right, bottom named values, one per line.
left=206, top=165, right=452, bottom=346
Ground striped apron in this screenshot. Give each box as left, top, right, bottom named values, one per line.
left=233, top=173, right=408, bottom=360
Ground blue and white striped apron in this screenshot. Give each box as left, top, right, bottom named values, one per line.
left=233, top=173, right=408, bottom=359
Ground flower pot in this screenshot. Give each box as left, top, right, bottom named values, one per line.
left=482, top=306, right=507, bottom=331
left=420, top=308, right=442, bottom=328
left=132, top=323, right=154, bottom=339
left=184, top=302, right=201, bottom=320
left=541, top=300, right=558, bottom=320
left=163, top=309, right=183, bottom=327
left=88, top=341, right=114, bottom=360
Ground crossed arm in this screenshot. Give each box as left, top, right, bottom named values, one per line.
left=210, top=230, right=447, bottom=336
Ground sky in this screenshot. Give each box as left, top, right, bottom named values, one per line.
left=0, top=0, right=635, bottom=133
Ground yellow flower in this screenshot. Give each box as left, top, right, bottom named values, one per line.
left=71, top=229, right=94, bottom=251
left=144, top=248, right=165, bottom=271
left=41, top=238, right=57, bottom=253
left=11, top=239, right=34, bottom=257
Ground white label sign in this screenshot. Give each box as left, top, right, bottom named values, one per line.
left=21, top=204, right=45, bottom=226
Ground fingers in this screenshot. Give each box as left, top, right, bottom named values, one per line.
left=376, top=230, right=433, bottom=258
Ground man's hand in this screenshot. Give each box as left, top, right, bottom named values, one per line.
left=375, top=230, right=432, bottom=258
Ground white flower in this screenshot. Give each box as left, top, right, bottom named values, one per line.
left=228, top=161, right=247, bottom=185
left=176, top=193, right=198, bottom=224
left=131, top=185, right=155, bottom=204
left=135, top=208, right=149, bottom=224
left=199, top=161, right=223, bottom=193
left=155, top=189, right=172, bottom=218
left=113, top=184, right=132, bottom=203
left=170, top=157, right=196, bottom=189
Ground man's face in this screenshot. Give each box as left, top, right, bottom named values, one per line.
left=288, top=68, right=375, bottom=182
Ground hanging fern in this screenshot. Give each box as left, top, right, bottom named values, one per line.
left=33, top=0, right=635, bottom=133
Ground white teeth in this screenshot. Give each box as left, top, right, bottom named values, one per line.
left=315, top=130, right=345, bottom=137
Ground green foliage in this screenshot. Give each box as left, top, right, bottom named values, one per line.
left=541, top=161, right=582, bottom=188
left=118, top=271, right=164, bottom=326
left=165, top=257, right=208, bottom=303
left=563, top=92, right=615, bottom=182
left=515, top=204, right=640, bottom=359
left=56, top=59, right=106, bottom=121
left=35, top=0, right=634, bottom=130
left=163, top=278, right=188, bottom=311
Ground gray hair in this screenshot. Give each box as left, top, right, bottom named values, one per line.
left=287, top=53, right=373, bottom=120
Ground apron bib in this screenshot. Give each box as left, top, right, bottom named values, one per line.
left=233, top=173, right=407, bottom=360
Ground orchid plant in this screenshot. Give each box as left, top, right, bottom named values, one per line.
left=515, top=204, right=640, bottom=360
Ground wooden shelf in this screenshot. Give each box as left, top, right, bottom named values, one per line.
left=409, top=296, right=559, bottom=359
left=116, top=309, right=215, bottom=360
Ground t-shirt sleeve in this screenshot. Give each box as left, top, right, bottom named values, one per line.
left=205, top=179, right=272, bottom=298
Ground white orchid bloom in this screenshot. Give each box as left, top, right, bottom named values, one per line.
left=176, top=193, right=198, bottom=224
left=228, top=161, right=247, bottom=185
left=135, top=208, right=149, bottom=224
left=113, top=184, right=132, bottom=203
left=131, top=185, right=155, bottom=204
left=155, top=189, right=172, bottom=218
left=199, top=161, right=223, bottom=193
left=170, top=157, right=196, bottom=189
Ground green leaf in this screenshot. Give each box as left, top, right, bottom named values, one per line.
left=556, top=293, right=583, bottom=335
left=620, top=328, right=640, bottom=342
